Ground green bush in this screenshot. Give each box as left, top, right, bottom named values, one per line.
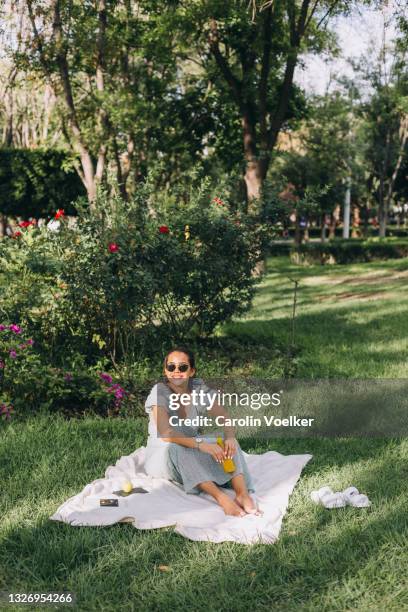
left=291, top=238, right=408, bottom=265
left=0, top=332, right=134, bottom=419
left=269, top=242, right=292, bottom=256
left=0, top=181, right=267, bottom=367
left=0, top=148, right=84, bottom=218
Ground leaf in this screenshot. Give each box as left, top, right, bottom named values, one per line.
left=92, top=334, right=106, bottom=349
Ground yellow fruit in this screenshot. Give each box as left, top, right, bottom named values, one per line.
left=122, top=481, right=132, bottom=493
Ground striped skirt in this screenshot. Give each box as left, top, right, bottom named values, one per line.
left=167, top=437, right=255, bottom=495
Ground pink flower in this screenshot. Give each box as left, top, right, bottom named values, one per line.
left=27, top=338, right=34, bottom=345
left=100, top=372, right=113, bottom=384
left=0, top=360, right=4, bottom=369
left=108, top=242, right=119, bottom=253
left=64, top=373, right=73, bottom=382
left=0, top=325, right=5, bottom=331
left=9, top=350, right=17, bottom=359
left=9, top=324, right=22, bottom=334
left=0, top=403, right=14, bottom=420
left=106, top=383, right=127, bottom=401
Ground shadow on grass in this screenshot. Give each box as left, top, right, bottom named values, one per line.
left=225, top=302, right=408, bottom=376
left=1, top=434, right=406, bottom=610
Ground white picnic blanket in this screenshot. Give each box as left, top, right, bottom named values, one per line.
left=50, top=446, right=312, bottom=544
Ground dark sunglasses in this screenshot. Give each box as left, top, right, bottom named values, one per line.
left=165, top=363, right=190, bottom=373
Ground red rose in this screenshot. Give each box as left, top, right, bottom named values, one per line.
left=19, top=221, right=31, bottom=228
left=55, top=209, right=65, bottom=219
left=12, top=231, right=22, bottom=239
left=159, top=225, right=169, bottom=234
left=108, top=242, right=119, bottom=253
left=213, top=197, right=225, bottom=206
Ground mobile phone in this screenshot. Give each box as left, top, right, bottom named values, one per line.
left=100, top=499, right=119, bottom=507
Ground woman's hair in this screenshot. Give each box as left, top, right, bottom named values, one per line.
left=163, top=346, right=196, bottom=371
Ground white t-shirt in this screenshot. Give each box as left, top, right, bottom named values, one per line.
left=144, top=377, right=215, bottom=478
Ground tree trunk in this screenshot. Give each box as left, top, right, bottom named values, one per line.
left=329, top=204, right=340, bottom=239
left=244, top=159, right=262, bottom=203
left=351, top=205, right=360, bottom=238
left=320, top=216, right=326, bottom=242
left=303, top=219, right=309, bottom=242
left=378, top=177, right=387, bottom=238
left=0, top=214, right=7, bottom=238
left=294, top=214, right=303, bottom=248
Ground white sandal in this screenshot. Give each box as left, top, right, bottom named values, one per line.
left=311, top=485, right=371, bottom=509
left=310, top=486, right=346, bottom=508
left=342, top=486, right=371, bottom=508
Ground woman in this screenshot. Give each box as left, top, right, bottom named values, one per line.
left=144, top=346, right=261, bottom=517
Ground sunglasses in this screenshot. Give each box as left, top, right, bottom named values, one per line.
left=165, top=363, right=190, bottom=373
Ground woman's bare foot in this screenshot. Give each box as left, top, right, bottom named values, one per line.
left=217, top=493, right=246, bottom=517
left=235, top=493, right=263, bottom=516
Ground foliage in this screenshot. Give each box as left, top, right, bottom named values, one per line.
left=4, top=0, right=364, bottom=201
left=0, top=322, right=34, bottom=420
left=53, top=184, right=266, bottom=363
left=291, top=237, right=408, bottom=265
left=0, top=148, right=84, bottom=218
left=0, top=178, right=267, bottom=368
left=0, top=341, right=133, bottom=420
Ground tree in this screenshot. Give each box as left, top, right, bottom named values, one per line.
left=357, top=11, right=408, bottom=237
left=269, top=89, right=365, bottom=242
left=6, top=1, right=193, bottom=203
left=171, top=0, right=371, bottom=209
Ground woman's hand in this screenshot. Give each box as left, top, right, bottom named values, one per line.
left=200, top=442, right=225, bottom=463
left=224, top=437, right=237, bottom=459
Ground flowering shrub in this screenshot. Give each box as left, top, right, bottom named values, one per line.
left=0, top=401, right=14, bottom=420
left=48, top=183, right=267, bottom=364
left=0, top=322, right=36, bottom=420
left=0, top=339, right=132, bottom=419
left=0, top=179, right=268, bottom=369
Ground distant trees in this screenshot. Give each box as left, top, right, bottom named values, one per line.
left=1, top=0, right=407, bottom=240
left=171, top=0, right=368, bottom=209
left=358, top=16, right=408, bottom=237
left=2, top=0, right=375, bottom=208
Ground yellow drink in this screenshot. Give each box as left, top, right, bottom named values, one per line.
left=216, top=437, right=236, bottom=473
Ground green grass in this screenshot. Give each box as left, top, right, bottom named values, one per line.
left=222, top=256, right=408, bottom=377
left=1, top=256, right=408, bottom=611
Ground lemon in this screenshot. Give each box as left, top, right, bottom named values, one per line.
left=122, top=481, right=132, bottom=493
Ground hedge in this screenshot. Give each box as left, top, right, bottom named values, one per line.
left=271, top=226, right=408, bottom=239
left=290, top=238, right=408, bottom=265
left=0, top=148, right=85, bottom=218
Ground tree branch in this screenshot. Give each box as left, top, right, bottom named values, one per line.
left=267, top=0, right=311, bottom=149
left=315, top=0, right=342, bottom=30
left=259, top=4, right=273, bottom=145
left=95, top=0, right=108, bottom=182
left=208, top=18, right=243, bottom=110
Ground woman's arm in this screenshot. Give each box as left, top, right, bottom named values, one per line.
left=151, top=405, right=226, bottom=462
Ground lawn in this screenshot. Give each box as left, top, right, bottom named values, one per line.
left=1, top=256, right=407, bottom=611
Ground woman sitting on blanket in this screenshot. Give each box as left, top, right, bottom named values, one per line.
left=144, top=346, right=261, bottom=517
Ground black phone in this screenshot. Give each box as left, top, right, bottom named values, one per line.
left=100, top=499, right=119, bottom=507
